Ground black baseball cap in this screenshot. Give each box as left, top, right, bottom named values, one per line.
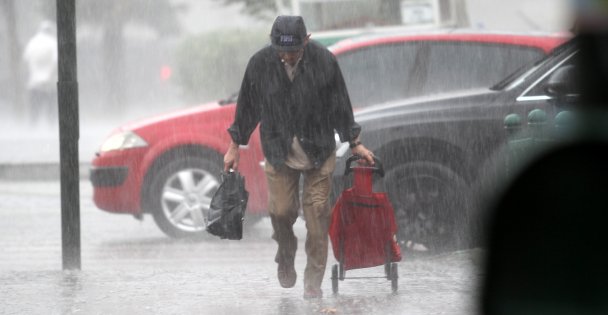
left=270, top=15, right=308, bottom=52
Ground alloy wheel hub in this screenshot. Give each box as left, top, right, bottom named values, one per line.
left=161, top=168, right=219, bottom=232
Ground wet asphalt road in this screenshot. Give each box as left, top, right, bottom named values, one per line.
left=0, top=180, right=483, bottom=315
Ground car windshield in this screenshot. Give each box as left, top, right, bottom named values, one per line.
left=490, top=38, right=577, bottom=91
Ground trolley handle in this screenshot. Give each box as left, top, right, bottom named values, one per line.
left=344, top=154, right=385, bottom=177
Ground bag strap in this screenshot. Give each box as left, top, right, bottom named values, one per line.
left=344, top=154, right=384, bottom=177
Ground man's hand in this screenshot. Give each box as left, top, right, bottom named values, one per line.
left=351, top=143, right=375, bottom=166
left=224, top=141, right=240, bottom=171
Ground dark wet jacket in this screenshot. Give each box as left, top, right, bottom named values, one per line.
left=228, top=41, right=361, bottom=168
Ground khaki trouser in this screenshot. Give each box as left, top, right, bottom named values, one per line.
left=265, top=152, right=336, bottom=291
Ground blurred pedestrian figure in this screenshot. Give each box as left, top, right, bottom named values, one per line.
left=23, top=21, right=58, bottom=126
left=224, top=16, right=374, bottom=299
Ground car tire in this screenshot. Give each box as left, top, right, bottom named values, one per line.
left=147, top=152, right=223, bottom=239
left=377, top=161, right=470, bottom=252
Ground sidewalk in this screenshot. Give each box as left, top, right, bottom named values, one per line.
left=0, top=101, right=195, bottom=181
left=0, top=117, right=114, bottom=181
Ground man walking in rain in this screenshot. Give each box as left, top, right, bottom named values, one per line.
left=224, top=15, right=374, bottom=299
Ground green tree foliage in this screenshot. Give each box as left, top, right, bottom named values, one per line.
left=40, top=0, right=180, bottom=111
left=215, top=0, right=470, bottom=29
left=40, top=0, right=179, bottom=34
left=214, top=0, right=282, bottom=19
left=77, top=0, right=179, bottom=35
left=175, top=29, right=268, bottom=102
left=215, top=0, right=404, bottom=21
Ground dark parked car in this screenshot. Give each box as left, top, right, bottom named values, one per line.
left=339, top=38, right=578, bottom=251
left=90, top=31, right=567, bottom=239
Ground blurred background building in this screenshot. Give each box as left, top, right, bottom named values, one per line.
left=1, top=0, right=572, bottom=123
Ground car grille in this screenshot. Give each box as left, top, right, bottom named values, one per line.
left=90, top=166, right=129, bottom=187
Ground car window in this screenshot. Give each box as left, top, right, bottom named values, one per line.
left=520, top=52, right=579, bottom=98
left=337, top=43, right=421, bottom=109
left=492, top=39, right=576, bottom=91
left=419, top=42, right=545, bottom=96
left=337, top=41, right=546, bottom=108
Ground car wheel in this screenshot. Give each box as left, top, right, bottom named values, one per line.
left=147, top=153, right=222, bottom=239
left=378, top=161, right=469, bottom=252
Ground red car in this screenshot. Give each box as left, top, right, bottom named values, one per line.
left=90, top=31, right=567, bottom=238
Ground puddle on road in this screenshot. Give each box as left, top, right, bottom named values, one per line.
left=0, top=250, right=481, bottom=315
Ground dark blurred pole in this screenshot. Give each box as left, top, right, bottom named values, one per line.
left=56, top=0, right=81, bottom=270
left=578, top=33, right=608, bottom=107
left=573, top=1, right=608, bottom=108
left=480, top=4, right=608, bottom=314
left=1, top=0, right=25, bottom=116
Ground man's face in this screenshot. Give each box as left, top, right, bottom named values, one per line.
left=278, top=49, right=304, bottom=66
left=276, top=34, right=310, bottom=66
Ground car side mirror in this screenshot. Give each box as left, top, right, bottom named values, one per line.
left=545, top=65, right=579, bottom=101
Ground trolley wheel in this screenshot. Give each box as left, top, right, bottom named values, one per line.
left=332, top=264, right=339, bottom=294
left=390, top=262, right=399, bottom=292
left=384, top=262, right=390, bottom=279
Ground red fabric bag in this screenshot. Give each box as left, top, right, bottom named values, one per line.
left=329, top=156, right=402, bottom=271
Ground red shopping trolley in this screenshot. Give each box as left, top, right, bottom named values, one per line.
left=329, top=155, right=402, bottom=294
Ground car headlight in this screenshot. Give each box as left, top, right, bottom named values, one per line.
left=99, top=130, right=148, bottom=153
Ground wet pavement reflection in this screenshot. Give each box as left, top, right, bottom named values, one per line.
left=0, top=181, right=481, bottom=314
